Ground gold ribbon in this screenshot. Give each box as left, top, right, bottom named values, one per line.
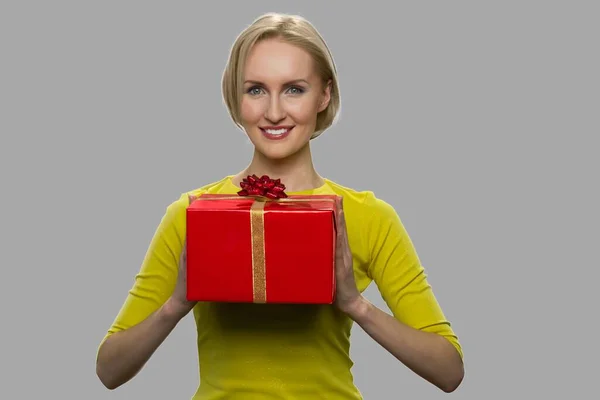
left=250, top=200, right=267, bottom=303
left=192, top=195, right=336, bottom=303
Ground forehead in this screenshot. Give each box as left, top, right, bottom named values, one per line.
left=244, top=38, right=315, bottom=81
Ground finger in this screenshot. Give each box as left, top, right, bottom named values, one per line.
left=338, top=207, right=347, bottom=230
left=337, top=208, right=351, bottom=247
left=337, top=209, right=345, bottom=233
left=335, top=219, right=344, bottom=251
left=333, top=195, right=340, bottom=211
left=335, top=196, right=343, bottom=223
left=180, top=237, right=187, bottom=263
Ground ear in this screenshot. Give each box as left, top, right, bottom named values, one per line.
left=318, top=79, right=332, bottom=113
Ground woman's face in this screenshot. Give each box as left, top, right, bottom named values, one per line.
left=240, top=37, right=330, bottom=160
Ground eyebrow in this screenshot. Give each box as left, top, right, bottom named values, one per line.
left=243, top=79, right=310, bottom=86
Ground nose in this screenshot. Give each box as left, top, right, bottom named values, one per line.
left=264, top=95, right=286, bottom=123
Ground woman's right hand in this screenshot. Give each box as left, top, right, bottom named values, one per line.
left=165, top=196, right=198, bottom=319
left=168, top=240, right=198, bottom=317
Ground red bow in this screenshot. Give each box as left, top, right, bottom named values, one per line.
left=237, top=174, right=288, bottom=199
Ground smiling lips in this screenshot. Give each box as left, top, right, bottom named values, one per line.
left=260, top=125, right=294, bottom=140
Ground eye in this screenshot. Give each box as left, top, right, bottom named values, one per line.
left=246, top=86, right=264, bottom=96
left=286, top=86, right=305, bottom=95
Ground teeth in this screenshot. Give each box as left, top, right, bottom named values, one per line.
left=264, top=128, right=288, bottom=135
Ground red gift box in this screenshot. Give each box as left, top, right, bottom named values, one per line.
left=186, top=187, right=338, bottom=304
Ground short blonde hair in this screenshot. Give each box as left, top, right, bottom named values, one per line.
left=222, top=13, right=340, bottom=139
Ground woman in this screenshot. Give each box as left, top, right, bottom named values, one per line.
left=96, top=12, right=464, bottom=398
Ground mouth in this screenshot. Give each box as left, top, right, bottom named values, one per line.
left=260, top=126, right=294, bottom=140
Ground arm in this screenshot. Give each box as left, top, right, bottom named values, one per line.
left=344, top=296, right=463, bottom=393
left=348, top=195, right=464, bottom=392
left=96, top=298, right=189, bottom=389
left=96, top=194, right=190, bottom=389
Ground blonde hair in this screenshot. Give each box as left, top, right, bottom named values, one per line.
left=222, top=13, right=341, bottom=139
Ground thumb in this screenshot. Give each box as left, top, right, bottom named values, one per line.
left=180, top=239, right=187, bottom=262
left=185, top=193, right=196, bottom=253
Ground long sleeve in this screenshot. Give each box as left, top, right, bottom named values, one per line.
left=364, top=194, right=463, bottom=359
left=99, top=193, right=188, bottom=344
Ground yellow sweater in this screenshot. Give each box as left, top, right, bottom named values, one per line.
left=100, top=176, right=462, bottom=399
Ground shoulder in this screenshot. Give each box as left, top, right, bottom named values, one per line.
left=324, top=179, right=399, bottom=222
left=325, top=179, right=408, bottom=263
left=187, top=175, right=234, bottom=197
left=163, top=175, right=234, bottom=218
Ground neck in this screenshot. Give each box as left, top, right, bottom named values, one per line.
left=234, top=144, right=324, bottom=192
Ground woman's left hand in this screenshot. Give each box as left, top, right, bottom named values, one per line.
left=334, top=197, right=362, bottom=315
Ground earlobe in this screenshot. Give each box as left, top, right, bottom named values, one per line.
left=318, top=99, right=329, bottom=113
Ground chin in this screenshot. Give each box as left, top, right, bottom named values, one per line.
left=254, top=145, right=303, bottom=161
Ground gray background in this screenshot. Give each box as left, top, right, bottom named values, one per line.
left=1, top=0, right=598, bottom=398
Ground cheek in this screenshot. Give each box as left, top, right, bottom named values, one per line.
left=286, top=98, right=320, bottom=123
left=240, top=98, right=265, bottom=123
